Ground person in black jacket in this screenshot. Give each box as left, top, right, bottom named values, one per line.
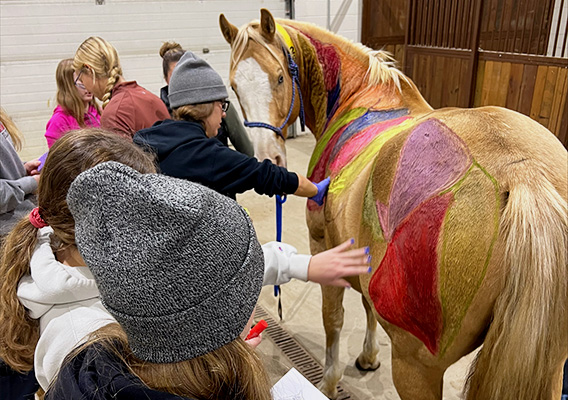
left=134, top=51, right=328, bottom=202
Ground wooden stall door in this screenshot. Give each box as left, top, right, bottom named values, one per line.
left=361, top=0, right=568, bottom=147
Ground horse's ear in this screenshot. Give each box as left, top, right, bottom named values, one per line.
left=260, top=8, right=276, bottom=41
left=219, top=14, right=238, bottom=45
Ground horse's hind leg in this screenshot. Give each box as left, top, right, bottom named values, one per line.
left=319, top=285, right=346, bottom=399
left=355, top=295, right=381, bottom=371
left=552, top=358, right=567, bottom=400
left=391, top=341, right=444, bottom=400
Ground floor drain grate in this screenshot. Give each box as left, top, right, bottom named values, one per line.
left=256, top=305, right=355, bottom=400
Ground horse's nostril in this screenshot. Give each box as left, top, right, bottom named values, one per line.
left=274, top=155, right=282, bottom=166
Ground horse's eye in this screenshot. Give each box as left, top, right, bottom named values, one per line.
left=278, top=75, right=284, bottom=84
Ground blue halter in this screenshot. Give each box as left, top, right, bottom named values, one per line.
left=243, top=50, right=306, bottom=141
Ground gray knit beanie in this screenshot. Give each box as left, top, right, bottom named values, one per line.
left=168, top=51, right=228, bottom=108
left=66, top=161, right=264, bottom=363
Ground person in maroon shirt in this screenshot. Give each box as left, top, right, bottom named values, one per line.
left=72, top=37, right=169, bottom=138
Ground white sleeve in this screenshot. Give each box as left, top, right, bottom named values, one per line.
left=262, top=241, right=311, bottom=286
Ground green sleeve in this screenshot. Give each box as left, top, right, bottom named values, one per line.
left=222, top=105, right=254, bottom=157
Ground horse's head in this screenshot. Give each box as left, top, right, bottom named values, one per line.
left=220, top=9, right=301, bottom=167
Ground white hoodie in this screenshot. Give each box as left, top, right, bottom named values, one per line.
left=16, top=228, right=310, bottom=390
left=16, top=227, right=115, bottom=390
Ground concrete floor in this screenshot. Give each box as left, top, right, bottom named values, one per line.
left=237, top=133, right=476, bottom=399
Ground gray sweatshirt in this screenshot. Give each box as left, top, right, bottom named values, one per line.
left=0, top=124, right=37, bottom=236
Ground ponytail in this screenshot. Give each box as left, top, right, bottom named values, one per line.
left=0, top=218, right=41, bottom=372
left=0, top=128, right=157, bottom=373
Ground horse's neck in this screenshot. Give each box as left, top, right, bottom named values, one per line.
left=286, top=23, right=430, bottom=139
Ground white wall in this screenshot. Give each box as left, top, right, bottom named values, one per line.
left=295, top=0, right=361, bottom=42
left=0, top=0, right=361, bottom=160
left=547, top=0, right=568, bottom=57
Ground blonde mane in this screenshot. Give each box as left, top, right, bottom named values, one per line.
left=230, top=19, right=407, bottom=91
left=230, top=21, right=287, bottom=73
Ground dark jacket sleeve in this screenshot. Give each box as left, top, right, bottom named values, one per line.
left=211, top=146, right=299, bottom=196
left=164, top=138, right=298, bottom=197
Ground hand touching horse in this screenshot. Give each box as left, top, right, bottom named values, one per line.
left=220, top=9, right=568, bottom=400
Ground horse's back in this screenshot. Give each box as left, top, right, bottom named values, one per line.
left=423, top=106, right=567, bottom=199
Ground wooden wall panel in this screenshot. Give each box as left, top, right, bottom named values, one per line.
left=474, top=60, right=486, bottom=106
left=474, top=60, right=567, bottom=139
left=538, top=66, right=558, bottom=126
left=518, top=64, right=538, bottom=115
left=408, top=53, right=474, bottom=108
left=506, top=62, right=524, bottom=109
left=495, top=62, right=512, bottom=106
left=558, top=96, right=568, bottom=145
left=549, top=68, right=568, bottom=134
left=530, top=66, right=549, bottom=120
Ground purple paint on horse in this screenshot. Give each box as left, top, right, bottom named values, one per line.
left=377, top=119, right=472, bottom=239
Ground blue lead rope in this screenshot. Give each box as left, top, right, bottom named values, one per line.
left=275, top=194, right=287, bottom=320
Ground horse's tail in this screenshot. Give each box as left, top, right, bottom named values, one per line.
left=465, top=162, right=568, bottom=400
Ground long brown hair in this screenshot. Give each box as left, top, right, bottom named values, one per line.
left=0, top=107, right=23, bottom=150
left=0, top=128, right=156, bottom=372
left=73, top=36, right=122, bottom=109
left=55, top=59, right=100, bottom=126
left=59, top=323, right=272, bottom=400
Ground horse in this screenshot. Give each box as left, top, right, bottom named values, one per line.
left=219, top=9, right=568, bottom=400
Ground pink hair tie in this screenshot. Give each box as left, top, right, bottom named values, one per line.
left=29, top=207, right=48, bottom=229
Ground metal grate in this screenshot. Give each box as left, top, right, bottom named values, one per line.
left=256, top=306, right=355, bottom=400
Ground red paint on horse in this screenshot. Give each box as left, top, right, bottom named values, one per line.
left=309, top=125, right=347, bottom=183
left=303, top=32, right=341, bottom=91
left=369, top=193, right=452, bottom=355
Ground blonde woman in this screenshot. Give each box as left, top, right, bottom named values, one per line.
left=73, top=36, right=169, bottom=137
left=44, top=59, right=101, bottom=148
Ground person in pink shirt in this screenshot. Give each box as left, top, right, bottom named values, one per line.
left=44, top=59, right=100, bottom=148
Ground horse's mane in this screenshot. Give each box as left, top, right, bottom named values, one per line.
left=230, top=19, right=407, bottom=91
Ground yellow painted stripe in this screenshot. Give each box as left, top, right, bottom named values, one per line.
left=276, top=23, right=296, bottom=59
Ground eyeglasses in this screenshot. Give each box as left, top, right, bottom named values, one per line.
left=74, top=70, right=86, bottom=90
left=220, top=99, right=230, bottom=112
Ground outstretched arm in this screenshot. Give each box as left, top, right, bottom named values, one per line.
left=262, top=239, right=371, bottom=287
left=294, top=174, right=318, bottom=197
left=307, top=239, right=371, bottom=288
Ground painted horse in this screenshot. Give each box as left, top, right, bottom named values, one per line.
left=220, top=9, right=568, bottom=400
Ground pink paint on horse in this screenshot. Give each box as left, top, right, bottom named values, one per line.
left=329, top=116, right=412, bottom=176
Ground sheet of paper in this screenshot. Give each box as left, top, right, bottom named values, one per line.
left=271, top=368, right=328, bottom=400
